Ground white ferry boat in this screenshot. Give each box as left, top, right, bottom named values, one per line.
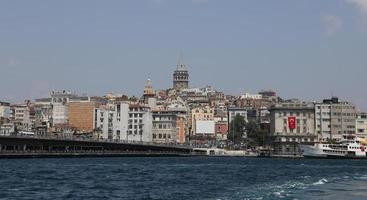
left=300, top=135, right=367, bottom=159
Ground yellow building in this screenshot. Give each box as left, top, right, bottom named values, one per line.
left=191, top=106, right=214, bottom=135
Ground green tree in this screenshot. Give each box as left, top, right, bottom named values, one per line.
left=245, top=121, right=270, bottom=147
left=244, top=121, right=259, bottom=138
left=228, top=114, right=246, bottom=144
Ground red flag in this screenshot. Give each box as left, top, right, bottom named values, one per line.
left=288, top=117, right=296, bottom=129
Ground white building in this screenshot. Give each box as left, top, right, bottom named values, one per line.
left=152, top=110, right=178, bottom=144
left=94, top=106, right=114, bottom=140
left=34, top=98, right=53, bottom=129
left=240, top=92, right=263, bottom=100
left=315, top=97, right=356, bottom=141
left=0, top=123, right=15, bottom=136
left=113, top=102, right=152, bottom=142
left=0, top=101, right=10, bottom=119
left=52, top=103, right=69, bottom=125
left=356, top=113, right=367, bottom=139
left=12, top=104, right=33, bottom=131
left=191, top=106, right=214, bottom=135
left=195, top=120, right=215, bottom=136
left=315, top=103, right=331, bottom=141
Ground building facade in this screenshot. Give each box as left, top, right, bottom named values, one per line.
left=52, top=103, right=69, bottom=126
left=191, top=106, right=214, bottom=136
left=113, top=102, right=152, bottom=142
left=177, top=115, right=186, bottom=144
left=228, top=107, right=248, bottom=123
left=315, top=97, right=356, bottom=141
left=69, top=101, right=96, bottom=133
left=94, top=106, right=114, bottom=140
left=11, top=103, right=34, bottom=131
left=0, top=101, right=10, bottom=120
left=356, top=112, right=367, bottom=139
left=34, top=98, right=53, bottom=135
left=152, top=110, right=178, bottom=144
left=270, top=101, right=316, bottom=155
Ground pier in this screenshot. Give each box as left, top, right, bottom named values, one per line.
left=0, top=135, right=193, bottom=158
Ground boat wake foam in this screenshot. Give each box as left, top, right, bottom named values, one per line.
left=312, top=178, right=328, bottom=185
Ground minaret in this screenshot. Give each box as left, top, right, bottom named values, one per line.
left=173, top=53, right=189, bottom=91
left=143, top=78, right=155, bottom=103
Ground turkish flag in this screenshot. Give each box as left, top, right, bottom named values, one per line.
left=288, top=117, right=296, bottom=129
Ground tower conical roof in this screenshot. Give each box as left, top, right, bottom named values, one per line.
left=176, top=52, right=187, bottom=71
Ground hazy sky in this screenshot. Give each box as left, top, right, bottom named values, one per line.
left=0, top=0, right=366, bottom=110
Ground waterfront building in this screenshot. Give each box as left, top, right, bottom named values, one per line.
left=0, top=123, right=15, bottom=136
left=165, top=101, right=188, bottom=144
left=0, top=101, right=10, bottom=126
left=50, top=91, right=75, bottom=126
left=113, top=102, right=152, bottom=142
left=215, top=121, right=228, bottom=140
left=0, top=101, right=10, bottom=120
left=191, top=106, right=214, bottom=135
left=214, top=112, right=228, bottom=140
left=34, top=98, right=53, bottom=135
left=152, top=110, right=178, bottom=144
left=52, top=102, right=69, bottom=126
left=315, top=97, right=356, bottom=141
left=177, top=115, right=186, bottom=144
left=68, top=100, right=97, bottom=133
left=356, top=112, right=367, bottom=139
left=270, top=101, right=316, bottom=155
left=173, top=55, right=189, bottom=91
left=11, top=102, right=34, bottom=131
left=194, top=120, right=215, bottom=136
left=94, top=105, right=114, bottom=140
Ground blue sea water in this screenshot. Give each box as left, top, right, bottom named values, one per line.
left=0, top=157, right=367, bottom=200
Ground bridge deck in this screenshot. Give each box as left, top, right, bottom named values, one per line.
left=0, top=136, right=193, bottom=158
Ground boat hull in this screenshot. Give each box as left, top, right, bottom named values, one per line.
left=300, top=144, right=367, bottom=159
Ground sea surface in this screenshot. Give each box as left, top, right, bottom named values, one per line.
left=0, top=157, right=367, bottom=200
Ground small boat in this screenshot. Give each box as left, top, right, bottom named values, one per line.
left=300, top=135, right=367, bottom=159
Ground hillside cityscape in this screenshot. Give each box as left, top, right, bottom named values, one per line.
left=0, top=56, right=365, bottom=156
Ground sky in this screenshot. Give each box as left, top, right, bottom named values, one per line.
left=0, top=0, right=366, bottom=110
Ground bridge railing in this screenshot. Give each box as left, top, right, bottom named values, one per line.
left=0, top=133, right=193, bottom=149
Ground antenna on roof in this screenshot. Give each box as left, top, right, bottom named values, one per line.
left=176, top=50, right=186, bottom=70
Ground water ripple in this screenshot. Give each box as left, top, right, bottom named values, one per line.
left=0, top=157, right=367, bottom=200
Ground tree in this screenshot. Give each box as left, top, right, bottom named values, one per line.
left=228, top=114, right=246, bottom=144
left=245, top=121, right=270, bottom=148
